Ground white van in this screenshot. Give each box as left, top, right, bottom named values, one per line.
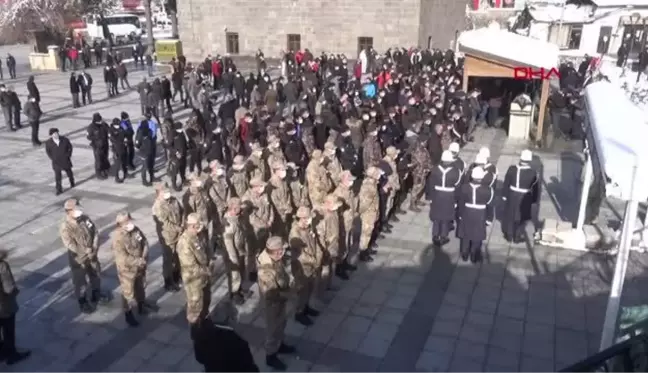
left=84, top=13, right=143, bottom=44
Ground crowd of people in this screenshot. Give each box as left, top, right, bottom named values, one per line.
left=6, top=42, right=545, bottom=372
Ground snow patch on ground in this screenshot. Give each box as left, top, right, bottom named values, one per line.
left=598, top=60, right=648, bottom=116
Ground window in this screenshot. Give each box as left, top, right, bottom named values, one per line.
left=226, top=32, right=239, bottom=54
left=357, top=36, right=373, bottom=55
left=597, top=26, right=612, bottom=54
left=549, top=24, right=582, bottom=50
left=287, top=34, right=301, bottom=52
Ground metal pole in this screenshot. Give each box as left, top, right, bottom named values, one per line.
left=575, top=152, right=593, bottom=232
left=599, top=161, right=639, bottom=351
left=636, top=19, right=646, bottom=83
left=144, top=0, right=155, bottom=52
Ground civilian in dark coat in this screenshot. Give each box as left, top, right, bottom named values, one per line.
left=190, top=319, right=259, bottom=372
left=45, top=128, right=75, bottom=195
left=23, top=96, right=42, bottom=146
left=0, top=250, right=31, bottom=366
left=77, top=71, right=93, bottom=105
left=69, top=72, right=80, bottom=108
left=161, top=76, right=173, bottom=114
left=26, top=75, right=40, bottom=103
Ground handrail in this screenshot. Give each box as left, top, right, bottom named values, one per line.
left=559, top=334, right=648, bottom=372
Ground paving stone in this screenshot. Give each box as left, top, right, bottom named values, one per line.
left=351, top=304, right=379, bottom=318
left=453, top=340, right=487, bottom=363
left=415, top=350, right=451, bottom=372
left=356, top=335, right=392, bottom=358
left=435, top=304, right=466, bottom=322
left=329, top=331, right=366, bottom=351
left=490, top=330, right=523, bottom=353
left=106, top=356, right=144, bottom=372
left=487, top=345, right=520, bottom=368
left=375, top=307, right=406, bottom=325
left=520, top=355, right=555, bottom=372
left=449, top=356, right=484, bottom=372
left=423, top=335, right=456, bottom=353
left=339, top=315, right=373, bottom=334
left=430, top=319, right=462, bottom=338
left=302, top=322, right=337, bottom=344
left=459, top=322, right=491, bottom=344
left=366, top=322, right=399, bottom=341
left=385, top=294, right=414, bottom=310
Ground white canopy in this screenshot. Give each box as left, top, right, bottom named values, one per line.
left=458, top=27, right=559, bottom=70
left=585, top=81, right=648, bottom=202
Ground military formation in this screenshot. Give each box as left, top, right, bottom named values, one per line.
left=54, top=45, right=542, bottom=371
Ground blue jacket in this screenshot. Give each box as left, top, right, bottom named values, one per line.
left=362, top=83, right=376, bottom=99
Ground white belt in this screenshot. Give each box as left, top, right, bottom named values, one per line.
left=435, top=186, right=455, bottom=192
left=509, top=186, right=529, bottom=193
left=465, top=203, right=486, bottom=210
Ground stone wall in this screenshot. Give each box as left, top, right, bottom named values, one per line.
left=178, top=0, right=424, bottom=60
left=419, top=0, right=471, bottom=50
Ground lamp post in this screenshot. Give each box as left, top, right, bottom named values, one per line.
left=143, top=0, right=155, bottom=52
left=636, top=17, right=647, bottom=83
left=624, top=12, right=641, bottom=72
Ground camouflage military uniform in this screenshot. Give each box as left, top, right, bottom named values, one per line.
left=287, top=165, right=310, bottom=209
left=152, top=195, right=184, bottom=285
left=267, top=146, right=286, bottom=170
left=314, top=205, right=341, bottom=290
left=356, top=172, right=380, bottom=261
left=409, top=141, right=432, bottom=209
left=177, top=228, right=212, bottom=324
left=257, top=244, right=293, bottom=355
left=183, top=187, right=213, bottom=255
left=229, top=166, right=249, bottom=198
left=242, top=187, right=275, bottom=255
left=248, top=150, right=269, bottom=181
left=60, top=215, right=102, bottom=302
left=383, top=150, right=401, bottom=217
left=362, top=134, right=382, bottom=170
left=269, top=174, right=293, bottom=239
left=223, top=210, right=246, bottom=295
left=324, top=145, right=343, bottom=186
left=306, top=154, right=333, bottom=206
left=334, top=180, right=358, bottom=261
left=207, top=173, right=231, bottom=244
left=289, top=219, right=323, bottom=315
left=112, top=226, right=149, bottom=311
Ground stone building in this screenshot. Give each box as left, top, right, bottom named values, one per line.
left=177, top=0, right=470, bottom=60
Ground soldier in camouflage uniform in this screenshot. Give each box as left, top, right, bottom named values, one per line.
left=306, top=149, right=333, bottom=206
left=333, top=170, right=358, bottom=271
left=152, top=182, right=184, bottom=292
left=112, top=212, right=154, bottom=327
left=362, top=122, right=382, bottom=170
left=222, top=198, right=247, bottom=305
left=315, top=194, right=348, bottom=290
left=266, top=135, right=286, bottom=169
left=355, top=166, right=382, bottom=264
left=383, top=146, right=401, bottom=220
left=207, top=160, right=230, bottom=247
left=183, top=174, right=213, bottom=257
left=289, top=206, right=322, bottom=327
left=248, top=142, right=269, bottom=181
left=286, top=162, right=310, bottom=209
left=229, top=155, right=249, bottom=198
left=242, top=177, right=275, bottom=274
left=59, top=199, right=106, bottom=314
left=323, top=141, right=343, bottom=187
left=177, top=213, right=212, bottom=325
left=268, top=161, right=293, bottom=240
left=409, top=135, right=432, bottom=212
left=257, top=236, right=296, bottom=371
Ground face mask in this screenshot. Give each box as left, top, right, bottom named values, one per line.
left=362, top=115, right=369, bottom=121
left=163, top=191, right=171, bottom=199
left=194, top=181, right=203, bottom=188
left=342, top=131, right=351, bottom=137
left=72, top=209, right=83, bottom=218
left=253, top=150, right=263, bottom=157
left=370, top=131, right=378, bottom=136
left=287, top=130, right=296, bottom=136
left=370, top=112, right=377, bottom=117
left=125, top=222, right=135, bottom=232
left=256, top=186, right=265, bottom=194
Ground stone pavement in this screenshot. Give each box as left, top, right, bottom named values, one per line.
left=1, top=64, right=648, bottom=373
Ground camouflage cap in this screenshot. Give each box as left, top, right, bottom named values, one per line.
left=296, top=206, right=312, bottom=219
left=208, top=160, right=221, bottom=169
left=249, top=177, right=266, bottom=188
left=115, top=211, right=131, bottom=224
left=386, top=146, right=399, bottom=156
left=186, top=213, right=201, bottom=225
left=266, top=236, right=284, bottom=251
left=324, top=142, right=336, bottom=150
left=227, top=197, right=242, bottom=209
left=63, top=198, right=79, bottom=211
left=311, top=149, right=323, bottom=159
left=232, top=155, right=246, bottom=170
left=271, top=160, right=286, bottom=171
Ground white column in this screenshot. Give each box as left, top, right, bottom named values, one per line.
left=575, top=153, right=592, bottom=232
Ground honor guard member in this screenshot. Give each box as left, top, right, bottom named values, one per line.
left=448, top=142, right=465, bottom=176
left=289, top=207, right=322, bottom=327
left=286, top=162, right=310, bottom=209
left=177, top=213, right=213, bottom=325
left=59, top=198, right=107, bottom=314
left=457, top=168, right=494, bottom=263
left=112, top=212, right=154, bottom=327
left=223, top=197, right=247, bottom=305
left=426, top=150, right=461, bottom=246
left=502, top=150, right=539, bottom=243
left=257, top=236, right=297, bottom=371
left=465, top=150, right=497, bottom=187
left=152, top=182, right=184, bottom=292
left=269, top=161, right=293, bottom=240
left=306, top=150, right=333, bottom=206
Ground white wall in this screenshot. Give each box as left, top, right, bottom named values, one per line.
left=581, top=8, right=648, bottom=55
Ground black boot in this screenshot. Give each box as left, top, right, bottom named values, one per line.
left=305, top=304, right=320, bottom=317
left=249, top=271, right=258, bottom=283
left=335, top=266, right=349, bottom=280
left=78, top=298, right=94, bottom=314
left=344, top=261, right=357, bottom=271
left=5, top=351, right=31, bottom=366
left=125, top=310, right=139, bottom=327
left=359, top=251, right=374, bottom=262
left=91, top=290, right=109, bottom=305
left=138, top=301, right=158, bottom=315
left=173, top=269, right=182, bottom=286
left=294, top=312, right=313, bottom=326
left=231, top=291, right=245, bottom=305
left=278, top=343, right=296, bottom=354
left=265, top=353, right=287, bottom=371
left=164, top=277, right=180, bottom=292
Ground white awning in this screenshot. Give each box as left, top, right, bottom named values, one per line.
left=458, top=27, right=560, bottom=70
left=528, top=4, right=594, bottom=23
left=585, top=81, right=648, bottom=202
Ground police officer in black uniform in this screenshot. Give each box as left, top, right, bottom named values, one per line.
left=426, top=150, right=462, bottom=246
left=109, top=118, right=128, bottom=183
left=204, top=126, right=225, bottom=165
left=135, top=120, right=156, bottom=186
left=502, top=150, right=539, bottom=243
left=87, top=113, right=111, bottom=179
left=457, top=167, right=495, bottom=263
left=168, top=122, right=189, bottom=191
left=119, top=112, right=136, bottom=170
left=336, top=126, right=361, bottom=178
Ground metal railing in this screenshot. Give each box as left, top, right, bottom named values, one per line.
left=560, top=334, right=648, bottom=372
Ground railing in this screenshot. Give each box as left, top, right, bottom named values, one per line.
left=559, top=334, right=648, bottom=372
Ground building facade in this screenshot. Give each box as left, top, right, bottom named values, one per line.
left=177, top=0, right=470, bottom=60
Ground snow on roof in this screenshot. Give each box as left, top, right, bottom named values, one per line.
left=585, top=81, right=648, bottom=201
left=529, top=4, right=594, bottom=23
left=458, top=27, right=559, bottom=70
left=591, top=0, right=648, bottom=7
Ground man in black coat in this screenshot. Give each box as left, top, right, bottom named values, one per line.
left=135, top=119, right=156, bottom=186
left=23, top=96, right=42, bottom=146
left=45, top=128, right=75, bottom=195
left=77, top=70, right=93, bottom=105
left=161, top=76, right=173, bottom=114
left=70, top=72, right=81, bottom=108
left=109, top=118, right=128, bottom=183
left=190, top=318, right=258, bottom=372
left=26, top=75, right=40, bottom=103
left=87, top=113, right=111, bottom=179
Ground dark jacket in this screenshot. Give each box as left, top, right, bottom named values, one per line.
left=70, top=75, right=80, bottom=93
left=135, top=123, right=156, bottom=157
left=87, top=121, right=110, bottom=149
left=0, top=251, right=18, bottom=319
left=45, top=135, right=73, bottom=169
left=77, top=73, right=93, bottom=91
left=27, top=77, right=40, bottom=103
left=191, top=321, right=259, bottom=372
left=23, top=100, right=42, bottom=122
